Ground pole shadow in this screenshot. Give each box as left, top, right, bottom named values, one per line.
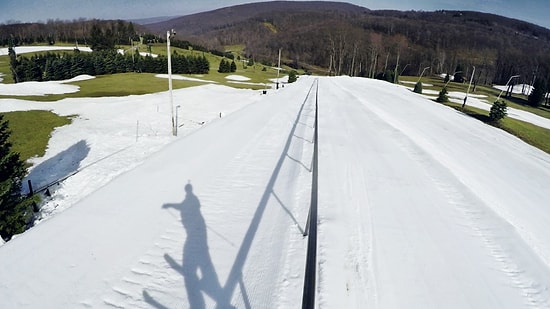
left=144, top=182, right=233, bottom=309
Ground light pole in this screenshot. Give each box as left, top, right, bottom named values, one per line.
left=176, top=105, right=181, bottom=134
left=444, top=71, right=462, bottom=88
left=276, top=48, right=281, bottom=89
left=400, top=64, right=410, bottom=76
left=496, top=75, right=520, bottom=103
left=167, top=29, right=176, bottom=136
left=417, top=66, right=430, bottom=83
left=462, top=66, right=475, bottom=109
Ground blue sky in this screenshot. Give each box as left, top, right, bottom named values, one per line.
left=1, top=0, right=548, bottom=29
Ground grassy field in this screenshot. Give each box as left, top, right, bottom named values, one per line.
left=444, top=102, right=550, bottom=154
left=1, top=111, right=73, bottom=164
left=0, top=43, right=295, bottom=101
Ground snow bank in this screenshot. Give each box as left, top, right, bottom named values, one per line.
left=140, top=52, right=158, bottom=58
left=60, top=74, right=95, bottom=83
left=494, top=83, right=534, bottom=95
left=225, top=75, right=251, bottom=81
left=0, top=81, right=80, bottom=96
left=155, top=74, right=217, bottom=83
left=0, top=46, right=92, bottom=56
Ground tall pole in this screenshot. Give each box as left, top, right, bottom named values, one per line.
left=167, top=30, right=176, bottom=136
left=462, top=66, right=475, bottom=109
left=276, top=48, right=281, bottom=89
left=416, top=66, right=430, bottom=83
left=496, top=75, right=520, bottom=103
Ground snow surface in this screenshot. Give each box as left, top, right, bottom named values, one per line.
left=0, top=75, right=95, bottom=96
left=0, top=46, right=92, bottom=56
left=225, top=75, right=251, bottom=81
left=156, top=73, right=217, bottom=83
left=1, top=76, right=550, bottom=308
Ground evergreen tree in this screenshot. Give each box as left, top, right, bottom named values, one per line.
left=444, top=73, right=450, bottom=84
left=489, top=100, right=508, bottom=122
left=230, top=60, right=237, bottom=73
left=528, top=78, right=548, bottom=107
left=288, top=70, right=298, bottom=83
left=0, top=115, right=34, bottom=241
left=436, top=87, right=449, bottom=103
left=218, top=59, right=231, bottom=73
left=8, top=46, right=19, bottom=83
left=413, top=81, right=423, bottom=94
left=89, top=24, right=115, bottom=52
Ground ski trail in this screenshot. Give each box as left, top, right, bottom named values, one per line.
left=318, top=77, right=550, bottom=308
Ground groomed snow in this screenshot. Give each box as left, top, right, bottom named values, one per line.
left=0, top=76, right=550, bottom=308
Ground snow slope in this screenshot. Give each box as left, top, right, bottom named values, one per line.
left=1, top=76, right=550, bottom=308
left=318, top=77, right=550, bottom=308
left=0, top=78, right=315, bottom=308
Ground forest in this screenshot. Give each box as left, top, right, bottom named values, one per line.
left=2, top=1, right=550, bottom=89
left=145, top=2, right=550, bottom=88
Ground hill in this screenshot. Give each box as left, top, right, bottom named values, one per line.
left=145, top=1, right=550, bottom=85
left=2, top=76, right=550, bottom=307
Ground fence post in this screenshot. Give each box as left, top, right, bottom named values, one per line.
left=27, top=179, right=34, bottom=196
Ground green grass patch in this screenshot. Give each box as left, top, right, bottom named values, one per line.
left=444, top=102, right=550, bottom=154
left=1, top=110, right=73, bottom=163
left=0, top=57, right=14, bottom=84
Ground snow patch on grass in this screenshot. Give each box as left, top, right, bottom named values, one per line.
left=225, top=75, right=251, bottom=81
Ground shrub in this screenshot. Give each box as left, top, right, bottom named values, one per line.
left=489, top=100, right=508, bottom=122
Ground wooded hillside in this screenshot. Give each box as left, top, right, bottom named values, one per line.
left=145, top=1, right=550, bottom=86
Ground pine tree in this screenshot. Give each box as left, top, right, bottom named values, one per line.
left=489, top=100, right=508, bottom=122
left=8, top=46, right=19, bottom=83
left=218, top=59, right=226, bottom=73
left=0, top=115, right=33, bottom=241
left=436, top=87, right=449, bottom=103
left=528, top=78, right=548, bottom=107
left=288, top=70, right=298, bottom=83
left=230, top=60, right=237, bottom=73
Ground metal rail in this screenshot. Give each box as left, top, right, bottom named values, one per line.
left=302, top=78, right=319, bottom=309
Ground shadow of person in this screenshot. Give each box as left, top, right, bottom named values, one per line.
left=161, top=183, right=232, bottom=309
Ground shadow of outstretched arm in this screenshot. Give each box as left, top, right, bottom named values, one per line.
left=143, top=290, right=170, bottom=309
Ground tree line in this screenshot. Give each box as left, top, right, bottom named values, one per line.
left=8, top=48, right=210, bottom=83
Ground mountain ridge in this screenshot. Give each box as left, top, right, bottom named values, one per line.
left=144, top=1, right=550, bottom=84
